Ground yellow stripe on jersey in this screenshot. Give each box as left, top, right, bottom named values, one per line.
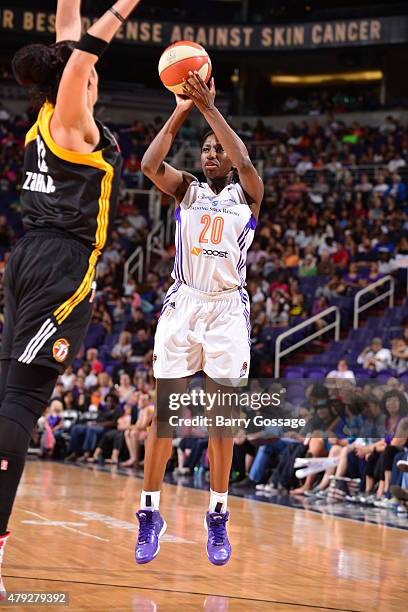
left=34, top=102, right=114, bottom=325
left=25, top=122, right=39, bottom=146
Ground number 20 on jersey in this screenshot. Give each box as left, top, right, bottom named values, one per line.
left=199, top=215, right=225, bottom=245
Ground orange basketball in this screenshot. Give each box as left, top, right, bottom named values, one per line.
left=158, top=41, right=212, bottom=95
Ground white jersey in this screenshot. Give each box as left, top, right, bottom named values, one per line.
left=172, top=181, right=256, bottom=292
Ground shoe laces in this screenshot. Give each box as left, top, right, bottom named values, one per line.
left=136, top=511, right=154, bottom=545
left=208, top=513, right=228, bottom=546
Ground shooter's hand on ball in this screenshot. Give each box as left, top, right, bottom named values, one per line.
left=175, top=93, right=194, bottom=112
left=183, top=71, right=216, bottom=113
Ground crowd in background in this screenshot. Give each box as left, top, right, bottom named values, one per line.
left=1, top=101, right=408, bottom=512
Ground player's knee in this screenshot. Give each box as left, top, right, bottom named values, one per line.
left=0, top=393, right=43, bottom=435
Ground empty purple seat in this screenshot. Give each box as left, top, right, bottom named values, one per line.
left=284, top=366, right=305, bottom=379
left=305, top=368, right=327, bottom=380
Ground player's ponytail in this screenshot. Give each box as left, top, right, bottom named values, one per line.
left=12, top=41, right=75, bottom=109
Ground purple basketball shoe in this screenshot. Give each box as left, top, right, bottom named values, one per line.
left=204, top=511, right=231, bottom=566
left=135, top=510, right=167, bottom=564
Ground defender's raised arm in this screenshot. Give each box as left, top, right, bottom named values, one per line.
left=56, top=0, right=82, bottom=43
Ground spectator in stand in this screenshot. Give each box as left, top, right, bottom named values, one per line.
left=39, top=400, right=65, bottom=458
left=117, top=373, right=135, bottom=404
left=298, top=251, right=317, bottom=278
left=387, top=174, right=407, bottom=203
left=388, top=152, right=406, bottom=174
left=296, top=154, right=313, bottom=176
left=326, top=360, right=356, bottom=382
left=60, top=366, right=76, bottom=391
left=317, top=273, right=347, bottom=299
left=85, top=348, right=104, bottom=375
left=97, top=372, right=113, bottom=401
left=87, top=404, right=133, bottom=465
left=358, top=338, right=392, bottom=373
left=342, top=262, right=363, bottom=290
left=85, top=312, right=107, bottom=349
left=111, top=331, right=133, bottom=361
left=283, top=244, right=300, bottom=268
left=366, top=261, right=383, bottom=283
left=123, top=152, right=144, bottom=188
left=112, top=356, right=135, bottom=386
left=318, top=236, right=337, bottom=257
left=363, top=391, right=408, bottom=507
left=391, top=338, right=408, bottom=376
left=132, top=328, right=154, bottom=362
left=125, top=308, right=146, bottom=335
left=62, top=390, right=79, bottom=413
left=122, top=393, right=154, bottom=467
left=317, top=250, right=335, bottom=276
left=65, top=393, right=121, bottom=462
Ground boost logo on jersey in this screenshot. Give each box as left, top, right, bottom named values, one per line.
left=191, top=246, right=228, bottom=258
left=53, top=338, right=70, bottom=363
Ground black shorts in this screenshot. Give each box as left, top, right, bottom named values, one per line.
left=1, top=229, right=96, bottom=372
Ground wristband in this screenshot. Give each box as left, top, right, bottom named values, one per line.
left=109, top=7, right=126, bottom=24
left=76, top=33, right=109, bottom=59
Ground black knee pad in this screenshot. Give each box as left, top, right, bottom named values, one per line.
left=0, top=360, right=58, bottom=434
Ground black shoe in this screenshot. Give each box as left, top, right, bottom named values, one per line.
left=232, top=477, right=256, bottom=488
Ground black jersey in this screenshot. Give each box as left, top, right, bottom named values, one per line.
left=21, top=101, right=122, bottom=251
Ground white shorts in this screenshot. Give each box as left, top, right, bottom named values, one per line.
left=153, top=282, right=251, bottom=381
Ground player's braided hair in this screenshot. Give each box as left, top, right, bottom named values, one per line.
left=200, top=130, right=239, bottom=183
left=12, top=41, right=75, bottom=110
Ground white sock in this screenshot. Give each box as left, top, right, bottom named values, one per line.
left=209, top=489, right=228, bottom=514
left=140, top=490, right=160, bottom=511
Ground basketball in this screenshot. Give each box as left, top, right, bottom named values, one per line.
left=158, top=41, right=212, bottom=95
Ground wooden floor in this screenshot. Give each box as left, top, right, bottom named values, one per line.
left=3, top=462, right=408, bottom=611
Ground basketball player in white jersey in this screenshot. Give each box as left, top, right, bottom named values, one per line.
left=135, top=71, right=264, bottom=565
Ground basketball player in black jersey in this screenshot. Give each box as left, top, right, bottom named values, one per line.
left=0, top=0, right=142, bottom=596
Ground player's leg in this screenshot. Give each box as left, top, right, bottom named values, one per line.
left=0, top=361, right=58, bottom=597
left=203, top=375, right=235, bottom=566
left=135, top=376, right=191, bottom=564
left=135, top=284, right=201, bottom=564
left=202, top=290, right=251, bottom=566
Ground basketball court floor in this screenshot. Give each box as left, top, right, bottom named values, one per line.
left=3, top=461, right=407, bottom=611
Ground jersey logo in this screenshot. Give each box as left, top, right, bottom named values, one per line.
left=53, top=338, right=70, bottom=363
left=191, top=246, right=228, bottom=258
left=22, top=135, right=56, bottom=194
